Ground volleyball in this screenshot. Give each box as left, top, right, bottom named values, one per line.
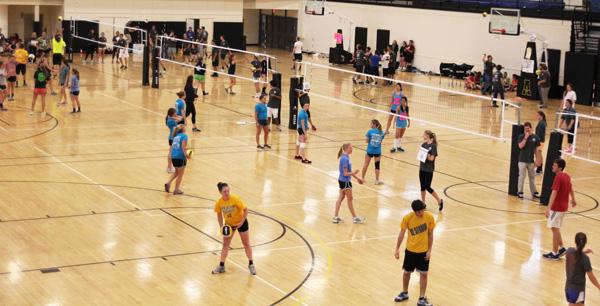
left=187, top=149, right=194, bottom=157
left=535, top=69, right=541, bottom=76
left=58, top=16, right=63, bottom=21
left=482, top=12, right=487, bottom=17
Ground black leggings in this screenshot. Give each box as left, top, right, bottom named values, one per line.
left=419, top=170, right=435, bottom=193
left=85, top=48, right=95, bottom=60
left=568, top=126, right=575, bottom=144
left=185, top=102, right=196, bottom=124
left=112, top=48, right=118, bottom=60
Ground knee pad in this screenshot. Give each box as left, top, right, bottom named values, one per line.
left=299, top=143, right=306, bottom=149
left=375, top=161, right=380, bottom=170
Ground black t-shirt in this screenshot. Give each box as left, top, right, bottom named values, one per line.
left=117, top=38, right=127, bottom=48
left=98, top=36, right=107, bottom=48
left=536, top=120, right=547, bottom=143
left=112, top=35, right=118, bottom=44
left=220, top=40, right=228, bottom=54
left=34, top=69, right=47, bottom=88
left=268, top=87, right=281, bottom=108
left=484, top=61, right=495, bottom=77
left=355, top=50, right=365, bottom=66
left=251, top=60, right=261, bottom=78
left=194, top=62, right=206, bottom=76
left=419, top=142, right=437, bottom=172
left=517, top=133, right=540, bottom=163
left=492, top=70, right=503, bottom=85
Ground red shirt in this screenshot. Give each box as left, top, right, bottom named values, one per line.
left=551, top=172, right=571, bottom=212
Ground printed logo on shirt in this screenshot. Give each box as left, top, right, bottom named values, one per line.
left=409, top=223, right=428, bottom=236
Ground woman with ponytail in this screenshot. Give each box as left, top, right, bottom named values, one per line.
left=333, top=143, right=366, bottom=224
left=391, top=96, right=410, bottom=153
left=361, top=119, right=385, bottom=185
left=164, top=124, right=190, bottom=195
left=535, top=110, right=547, bottom=174
left=419, top=130, right=444, bottom=211
left=565, top=232, right=600, bottom=305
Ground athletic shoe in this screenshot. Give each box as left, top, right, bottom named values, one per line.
left=276, top=127, right=282, bottom=132
left=417, top=297, right=433, bottom=306
left=211, top=265, right=225, bottom=274
left=438, top=199, right=444, bottom=211
left=203, top=92, right=209, bottom=96
left=257, top=145, right=264, bottom=150
left=375, top=180, right=384, bottom=185
left=28, top=111, right=33, bottom=116
left=533, top=192, right=540, bottom=199
left=353, top=216, right=366, bottom=224
left=294, top=155, right=303, bottom=160
left=394, top=292, right=409, bottom=302
left=517, top=192, right=524, bottom=199
left=229, top=91, right=235, bottom=95
left=164, top=183, right=170, bottom=193
left=542, top=252, right=560, bottom=260
left=398, top=147, right=405, bottom=152
left=492, top=104, right=499, bottom=108
left=77, top=109, right=81, bottom=113
left=192, top=127, right=201, bottom=132
left=558, top=247, right=567, bottom=257
left=264, top=144, right=271, bottom=149
left=301, top=159, right=312, bottom=164
left=248, top=264, right=256, bottom=275
left=352, top=79, right=357, bottom=84
left=224, top=87, right=229, bottom=94
left=390, top=148, right=397, bottom=153
left=332, top=216, right=344, bottom=224
left=173, top=189, right=184, bottom=195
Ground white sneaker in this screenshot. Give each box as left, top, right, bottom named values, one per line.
left=374, top=180, right=384, bottom=185
left=332, top=216, right=344, bottom=224
left=353, top=216, right=366, bottom=224
left=28, top=111, right=33, bottom=116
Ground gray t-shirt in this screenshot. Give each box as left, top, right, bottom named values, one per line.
left=268, top=87, right=281, bottom=108
left=566, top=247, right=592, bottom=291
left=517, top=133, right=540, bottom=163
left=419, top=142, right=438, bottom=173
left=539, top=70, right=551, bottom=88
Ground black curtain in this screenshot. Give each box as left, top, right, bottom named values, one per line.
left=354, top=27, right=367, bottom=51
left=376, top=29, right=390, bottom=53
left=213, top=22, right=244, bottom=50
left=565, top=52, right=595, bottom=106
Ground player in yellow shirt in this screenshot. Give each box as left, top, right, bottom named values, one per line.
left=14, top=43, right=29, bottom=87
left=211, top=182, right=256, bottom=275
left=394, top=200, right=435, bottom=306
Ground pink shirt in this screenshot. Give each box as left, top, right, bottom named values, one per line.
left=5, top=61, right=16, bottom=77
left=334, top=33, right=343, bottom=44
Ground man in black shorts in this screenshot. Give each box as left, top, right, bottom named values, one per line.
left=353, top=44, right=366, bottom=84
left=219, top=35, right=229, bottom=71
left=394, top=200, right=436, bottom=306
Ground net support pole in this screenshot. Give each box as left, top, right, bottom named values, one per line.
left=540, top=131, right=563, bottom=205
left=572, top=115, right=579, bottom=152
left=142, top=30, right=149, bottom=86
left=151, top=37, right=161, bottom=89
left=289, top=76, right=303, bottom=129
left=508, top=124, right=524, bottom=196
left=272, top=71, right=282, bottom=125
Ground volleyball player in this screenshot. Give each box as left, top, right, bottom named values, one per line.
left=5, top=55, right=16, bottom=100
left=564, top=232, right=600, bottom=305
left=14, top=43, right=28, bottom=87
left=165, top=107, right=180, bottom=173
left=225, top=53, right=236, bottom=95
left=219, top=35, right=229, bottom=71
left=0, top=60, right=6, bottom=111
left=183, top=75, right=200, bottom=132
left=174, top=91, right=186, bottom=124
left=361, top=119, right=384, bottom=185
left=391, top=96, right=410, bottom=153
left=29, top=64, right=48, bottom=116
left=164, top=124, right=190, bottom=195
left=193, top=57, right=208, bottom=96
left=267, top=80, right=282, bottom=132
left=419, top=130, right=444, bottom=211
left=292, top=37, right=303, bottom=73
left=535, top=111, right=547, bottom=175
left=333, top=143, right=366, bottom=224
left=298, top=89, right=317, bottom=131
left=210, top=40, right=219, bottom=77
left=394, top=199, right=435, bottom=306
left=117, top=33, right=128, bottom=69
left=212, top=182, right=256, bottom=275
left=260, top=56, right=268, bottom=94
left=295, top=102, right=311, bottom=164
left=111, top=31, right=120, bottom=63
left=58, top=58, right=70, bottom=105
left=98, top=32, right=107, bottom=63
left=543, top=158, right=576, bottom=260
left=254, top=93, right=270, bottom=149
left=251, top=55, right=261, bottom=98
left=69, top=68, right=81, bottom=113
left=385, top=83, right=403, bottom=134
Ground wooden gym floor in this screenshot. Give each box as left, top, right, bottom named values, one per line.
left=1, top=48, right=600, bottom=305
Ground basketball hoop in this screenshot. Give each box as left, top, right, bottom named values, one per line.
left=304, top=0, right=325, bottom=16
left=490, top=28, right=507, bottom=35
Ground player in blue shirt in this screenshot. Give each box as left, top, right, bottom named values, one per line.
left=391, top=96, right=410, bottom=153
left=254, top=93, right=270, bottom=150
left=295, top=102, right=311, bottom=164
left=69, top=68, right=81, bottom=113
left=165, top=107, right=181, bottom=173
left=251, top=55, right=261, bottom=98
left=361, top=119, right=384, bottom=185
left=333, top=143, right=365, bottom=224
left=174, top=91, right=186, bottom=124
left=165, top=124, right=190, bottom=195
left=385, top=83, right=403, bottom=134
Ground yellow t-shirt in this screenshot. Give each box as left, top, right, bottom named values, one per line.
left=214, top=195, right=246, bottom=226
left=15, top=49, right=29, bottom=64
left=401, top=211, right=436, bottom=253
left=52, top=38, right=66, bottom=55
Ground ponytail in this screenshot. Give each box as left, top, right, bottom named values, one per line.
left=425, top=130, right=437, bottom=145
left=337, top=143, right=351, bottom=159
left=575, top=232, right=587, bottom=262
left=372, top=119, right=382, bottom=133
left=537, top=110, right=547, bottom=122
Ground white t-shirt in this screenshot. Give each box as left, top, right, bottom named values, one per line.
left=381, top=53, right=390, bottom=69
left=563, top=90, right=577, bottom=109
left=293, top=41, right=303, bottom=54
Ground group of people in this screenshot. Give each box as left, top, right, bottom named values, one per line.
left=349, top=40, right=414, bottom=85
left=0, top=29, right=81, bottom=115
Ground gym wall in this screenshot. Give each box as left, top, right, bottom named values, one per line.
left=6, top=5, right=62, bottom=39
left=298, top=2, right=570, bottom=84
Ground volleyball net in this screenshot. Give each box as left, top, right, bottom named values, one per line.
left=555, top=112, right=600, bottom=165
left=155, top=35, right=278, bottom=86
left=299, top=61, right=521, bottom=141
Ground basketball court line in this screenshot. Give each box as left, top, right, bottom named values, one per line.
left=95, top=91, right=165, bottom=117
left=32, top=146, right=149, bottom=215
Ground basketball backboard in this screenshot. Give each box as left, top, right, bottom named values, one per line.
left=304, top=0, right=325, bottom=16
left=489, top=8, right=520, bottom=36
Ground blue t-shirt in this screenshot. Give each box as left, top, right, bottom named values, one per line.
left=255, top=103, right=268, bottom=120
left=166, top=117, right=177, bottom=140
left=171, top=133, right=188, bottom=160
left=174, top=99, right=185, bottom=116
left=338, top=154, right=351, bottom=182
left=70, top=75, right=80, bottom=92
left=366, top=128, right=384, bottom=154
left=391, top=91, right=402, bottom=110
left=370, top=54, right=381, bottom=68
left=297, top=109, right=309, bottom=129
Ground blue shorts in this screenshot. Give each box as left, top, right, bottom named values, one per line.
left=396, top=119, right=408, bottom=129
left=566, top=288, right=585, bottom=304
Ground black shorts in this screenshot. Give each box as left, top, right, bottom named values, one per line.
left=402, top=249, right=429, bottom=273
left=355, top=65, right=364, bottom=73
left=234, top=219, right=249, bottom=233
left=367, top=153, right=381, bottom=158
left=419, top=170, right=434, bottom=193
left=172, top=158, right=187, bottom=168
left=168, top=139, right=173, bottom=146
left=297, top=128, right=305, bottom=135
left=220, top=53, right=227, bottom=60
left=7, top=76, right=16, bottom=82
left=71, top=91, right=80, bottom=96
left=338, top=180, right=352, bottom=190
left=294, top=53, right=302, bottom=62
left=390, top=109, right=397, bottom=114
left=52, top=53, right=63, bottom=66
left=212, top=58, right=219, bottom=67
left=258, top=119, right=268, bottom=126
left=16, top=64, right=26, bottom=75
